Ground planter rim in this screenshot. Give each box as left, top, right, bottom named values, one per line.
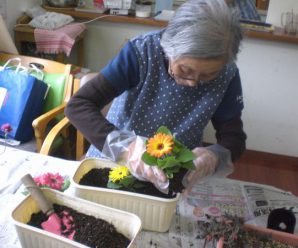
left=72, top=157, right=180, bottom=202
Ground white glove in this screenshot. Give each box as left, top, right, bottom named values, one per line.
left=183, top=144, right=233, bottom=193
left=125, top=136, right=169, bottom=193
left=102, top=131, right=169, bottom=193
left=183, top=147, right=218, bottom=192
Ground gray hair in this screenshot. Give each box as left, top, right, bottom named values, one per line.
left=160, top=0, right=243, bottom=62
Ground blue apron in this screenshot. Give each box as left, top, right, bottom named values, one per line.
left=87, top=31, right=237, bottom=158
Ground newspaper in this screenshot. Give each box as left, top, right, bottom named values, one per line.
left=135, top=178, right=298, bottom=247
left=169, top=177, right=298, bottom=247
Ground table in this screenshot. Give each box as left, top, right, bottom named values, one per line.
left=1, top=145, right=298, bottom=247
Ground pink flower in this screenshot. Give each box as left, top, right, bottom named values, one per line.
left=1, top=123, right=12, bottom=133
left=34, top=173, right=65, bottom=190
left=0, top=123, right=13, bottom=154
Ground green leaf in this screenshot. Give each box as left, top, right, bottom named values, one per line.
left=161, top=156, right=179, bottom=169
left=156, top=158, right=166, bottom=168
left=156, top=126, right=172, bottom=135
left=166, top=171, right=174, bottom=179
left=61, top=180, right=71, bottom=192
left=172, top=145, right=180, bottom=154
left=173, top=139, right=185, bottom=149
left=177, top=149, right=196, bottom=163
left=107, top=181, right=122, bottom=189
left=120, top=176, right=136, bottom=188
left=167, top=166, right=180, bottom=174
left=181, top=160, right=196, bottom=170
left=141, top=152, right=157, bottom=165
left=134, top=182, right=145, bottom=188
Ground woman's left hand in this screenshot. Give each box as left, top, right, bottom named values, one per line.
left=183, top=147, right=218, bottom=191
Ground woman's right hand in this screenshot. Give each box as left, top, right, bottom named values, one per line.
left=125, top=136, right=169, bottom=192
left=183, top=147, right=218, bottom=192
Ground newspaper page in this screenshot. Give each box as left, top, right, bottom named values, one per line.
left=170, top=178, right=254, bottom=248
left=174, top=177, right=298, bottom=247
left=181, top=178, right=253, bottom=221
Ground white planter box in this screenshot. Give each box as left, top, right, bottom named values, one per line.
left=11, top=189, right=141, bottom=248
left=72, top=158, right=180, bottom=232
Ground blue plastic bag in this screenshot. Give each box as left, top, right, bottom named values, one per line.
left=0, top=61, right=48, bottom=142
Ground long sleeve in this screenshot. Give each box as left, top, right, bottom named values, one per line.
left=65, top=73, right=119, bottom=150
left=212, top=114, right=247, bottom=162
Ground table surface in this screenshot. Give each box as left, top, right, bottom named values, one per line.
left=1, top=145, right=298, bottom=247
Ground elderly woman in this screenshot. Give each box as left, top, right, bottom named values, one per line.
left=65, top=0, right=246, bottom=191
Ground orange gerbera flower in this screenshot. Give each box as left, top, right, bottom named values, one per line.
left=146, top=133, right=174, bottom=158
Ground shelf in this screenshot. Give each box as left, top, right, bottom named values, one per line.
left=43, top=6, right=167, bottom=28
left=43, top=6, right=298, bottom=45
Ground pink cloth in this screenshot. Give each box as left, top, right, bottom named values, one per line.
left=34, top=23, right=86, bottom=56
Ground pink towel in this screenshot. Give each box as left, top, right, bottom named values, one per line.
left=34, top=23, right=86, bottom=56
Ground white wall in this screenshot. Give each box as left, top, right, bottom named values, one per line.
left=203, top=38, right=298, bottom=157
left=83, top=21, right=156, bottom=71
left=5, top=0, right=40, bottom=37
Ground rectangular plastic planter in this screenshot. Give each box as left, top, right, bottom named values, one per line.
left=11, top=188, right=141, bottom=248
left=72, top=158, right=180, bottom=232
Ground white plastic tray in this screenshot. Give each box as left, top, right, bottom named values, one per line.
left=11, top=188, right=141, bottom=248
left=72, top=158, right=180, bottom=232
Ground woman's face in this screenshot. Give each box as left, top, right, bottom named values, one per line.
left=168, top=57, right=226, bottom=87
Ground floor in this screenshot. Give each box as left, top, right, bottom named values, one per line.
left=229, top=150, right=298, bottom=196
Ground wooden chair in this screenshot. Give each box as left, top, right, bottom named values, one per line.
left=0, top=53, right=73, bottom=155
left=40, top=73, right=112, bottom=160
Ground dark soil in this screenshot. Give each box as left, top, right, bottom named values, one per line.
left=28, top=203, right=130, bottom=248
left=79, top=168, right=187, bottom=199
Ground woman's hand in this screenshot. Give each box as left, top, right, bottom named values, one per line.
left=183, top=147, right=218, bottom=192
left=125, top=136, right=169, bottom=192
left=101, top=130, right=169, bottom=192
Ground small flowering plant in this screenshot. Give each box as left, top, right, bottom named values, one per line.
left=141, top=126, right=195, bottom=179
left=23, top=173, right=70, bottom=195
left=107, top=165, right=144, bottom=191
left=1, top=123, right=12, bottom=136
left=34, top=172, right=70, bottom=191
left=0, top=123, right=12, bottom=154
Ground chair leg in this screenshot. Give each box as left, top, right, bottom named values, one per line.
left=77, top=37, right=84, bottom=67
left=56, top=53, right=65, bottom=63
left=76, top=131, right=85, bottom=160
left=62, top=128, right=71, bottom=159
